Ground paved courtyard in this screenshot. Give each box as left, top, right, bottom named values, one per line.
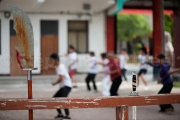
left=0, top=73, right=180, bottom=120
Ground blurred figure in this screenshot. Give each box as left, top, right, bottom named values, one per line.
left=85, top=52, right=98, bottom=92
left=98, top=51, right=122, bottom=96
left=137, top=48, right=148, bottom=90
left=97, top=53, right=111, bottom=96
left=146, top=54, right=180, bottom=112
left=64, top=45, right=78, bottom=88
left=107, top=51, right=122, bottom=96
left=118, top=49, right=129, bottom=82
left=49, top=53, right=72, bottom=119
left=164, top=31, right=174, bottom=67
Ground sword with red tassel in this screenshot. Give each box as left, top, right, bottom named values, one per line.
left=7, top=4, right=37, bottom=120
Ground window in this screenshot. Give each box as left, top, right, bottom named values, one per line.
left=10, top=20, right=16, bottom=36
left=41, top=20, right=58, bottom=35
left=68, top=21, right=88, bottom=53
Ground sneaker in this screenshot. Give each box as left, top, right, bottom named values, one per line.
left=144, top=86, right=149, bottom=90
left=55, top=114, right=64, bottom=118
left=63, top=116, right=71, bottom=119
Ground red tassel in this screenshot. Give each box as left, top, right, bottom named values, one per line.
left=16, top=50, right=23, bottom=68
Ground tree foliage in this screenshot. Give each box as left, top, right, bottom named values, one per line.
left=117, top=14, right=151, bottom=41
left=164, top=14, right=173, bottom=36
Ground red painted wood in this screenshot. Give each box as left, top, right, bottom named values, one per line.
left=28, top=80, right=33, bottom=120
left=0, top=94, right=180, bottom=110
left=29, top=110, right=33, bottom=120
left=173, top=12, right=180, bottom=68
left=119, top=9, right=173, bottom=15
left=106, top=16, right=116, bottom=52
left=28, top=80, right=32, bottom=99
left=116, top=106, right=128, bottom=120
left=152, top=0, right=163, bottom=57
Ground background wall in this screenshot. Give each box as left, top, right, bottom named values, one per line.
left=0, top=12, right=106, bottom=74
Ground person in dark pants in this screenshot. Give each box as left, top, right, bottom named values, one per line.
left=42, top=53, right=72, bottom=119
left=118, top=49, right=129, bottom=81
left=146, top=54, right=180, bottom=112
left=98, top=51, right=122, bottom=96
left=137, top=48, right=148, bottom=90
left=86, top=52, right=97, bottom=92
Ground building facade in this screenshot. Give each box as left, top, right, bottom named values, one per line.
left=0, top=0, right=118, bottom=75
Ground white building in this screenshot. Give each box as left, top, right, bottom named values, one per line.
left=0, top=0, right=120, bottom=76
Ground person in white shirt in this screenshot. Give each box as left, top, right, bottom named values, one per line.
left=67, top=45, right=78, bottom=88
left=119, top=49, right=129, bottom=81
left=49, top=53, right=72, bottom=119
left=99, top=53, right=111, bottom=96
left=86, top=52, right=98, bottom=92
left=137, top=48, right=148, bottom=90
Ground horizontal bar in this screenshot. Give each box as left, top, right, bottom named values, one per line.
left=0, top=93, right=180, bottom=110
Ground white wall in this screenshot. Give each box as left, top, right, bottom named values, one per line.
left=0, top=13, right=10, bottom=74
left=0, top=12, right=106, bottom=74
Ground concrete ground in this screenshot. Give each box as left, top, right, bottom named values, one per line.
left=0, top=72, right=180, bottom=120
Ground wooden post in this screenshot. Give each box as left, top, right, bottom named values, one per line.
left=27, top=70, right=33, bottom=120
left=106, top=16, right=116, bottom=52
left=116, top=106, right=128, bottom=120
left=152, top=0, right=164, bottom=57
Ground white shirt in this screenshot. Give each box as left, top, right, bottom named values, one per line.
left=138, top=54, right=147, bottom=69
left=56, top=64, right=72, bottom=88
left=68, top=52, right=78, bottom=70
left=88, top=56, right=97, bottom=74
left=119, top=54, right=127, bottom=69
left=102, top=58, right=109, bottom=76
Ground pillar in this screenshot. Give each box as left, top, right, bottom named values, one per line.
left=106, top=16, right=117, bottom=53
left=152, top=0, right=164, bottom=57
left=152, top=0, right=164, bottom=80
left=173, top=11, right=180, bottom=68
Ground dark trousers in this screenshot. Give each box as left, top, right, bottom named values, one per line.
left=158, top=82, right=174, bottom=110
left=121, top=69, right=127, bottom=81
left=110, top=76, right=122, bottom=96
left=85, top=73, right=97, bottom=91
left=53, top=86, right=71, bottom=116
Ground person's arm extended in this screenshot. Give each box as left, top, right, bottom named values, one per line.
left=52, top=75, right=64, bottom=86
left=146, top=62, right=160, bottom=68
left=125, top=54, right=129, bottom=60
left=161, top=68, right=180, bottom=80
left=168, top=68, right=180, bottom=74
left=60, top=53, right=68, bottom=57
left=96, top=62, right=108, bottom=66
left=108, top=69, right=120, bottom=74
left=41, top=65, right=55, bottom=71
left=70, top=60, right=77, bottom=66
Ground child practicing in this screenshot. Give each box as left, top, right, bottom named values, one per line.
left=99, top=53, right=111, bottom=96
left=146, top=54, right=180, bottom=112
left=97, top=51, right=122, bottom=96
left=67, top=45, right=78, bottom=88
left=85, top=52, right=98, bottom=92
left=119, top=49, right=129, bottom=82
left=62, top=45, right=78, bottom=88
left=49, top=53, right=72, bottom=119
left=137, top=48, right=148, bottom=90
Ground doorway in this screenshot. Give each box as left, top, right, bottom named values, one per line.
left=41, top=20, right=58, bottom=75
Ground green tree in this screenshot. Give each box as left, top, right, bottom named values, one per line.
left=117, top=14, right=152, bottom=54
left=117, top=14, right=151, bottom=41
left=164, top=14, right=173, bottom=36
